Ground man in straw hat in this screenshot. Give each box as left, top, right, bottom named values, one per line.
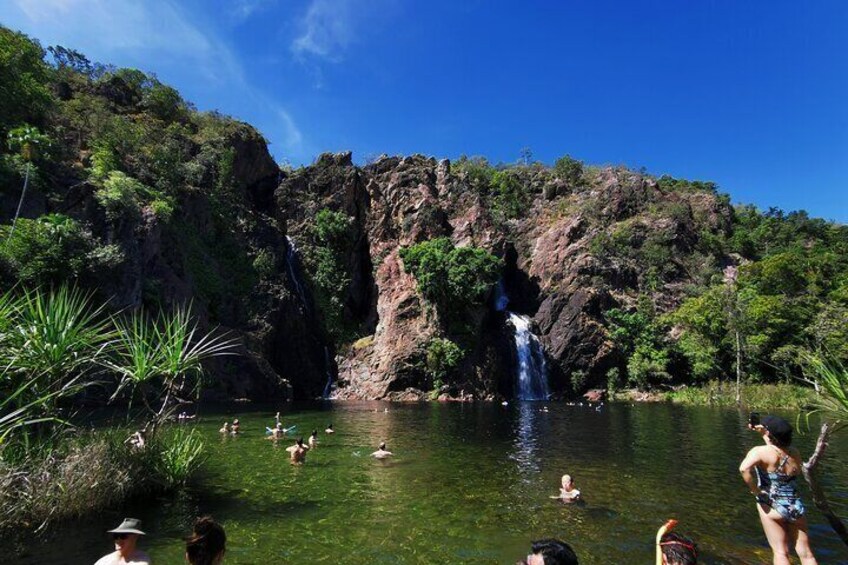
left=94, top=517, right=150, bottom=564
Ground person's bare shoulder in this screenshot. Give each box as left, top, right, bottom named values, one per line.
left=93, top=552, right=119, bottom=565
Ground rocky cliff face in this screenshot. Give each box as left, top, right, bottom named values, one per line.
left=4, top=111, right=731, bottom=401
left=275, top=154, right=732, bottom=400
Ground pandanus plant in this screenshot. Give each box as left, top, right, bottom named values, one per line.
left=5, top=125, right=50, bottom=245
left=104, top=305, right=239, bottom=434
left=0, top=286, right=113, bottom=451
left=801, top=353, right=848, bottom=547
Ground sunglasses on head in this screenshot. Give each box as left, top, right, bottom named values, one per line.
left=113, top=533, right=130, bottom=540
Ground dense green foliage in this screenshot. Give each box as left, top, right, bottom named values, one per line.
left=302, top=208, right=357, bottom=342
left=424, top=337, right=464, bottom=391
left=399, top=237, right=502, bottom=317
left=0, top=25, right=268, bottom=322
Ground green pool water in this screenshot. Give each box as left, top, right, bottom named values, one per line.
left=9, top=402, right=848, bottom=564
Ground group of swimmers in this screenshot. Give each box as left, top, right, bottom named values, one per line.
left=218, top=412, right=394, bottom=464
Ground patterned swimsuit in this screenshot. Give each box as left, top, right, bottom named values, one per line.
left=755, top=447, right=806, bottom=523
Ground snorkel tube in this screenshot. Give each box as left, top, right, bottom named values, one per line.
left=655, top=519, right=677, bottom=565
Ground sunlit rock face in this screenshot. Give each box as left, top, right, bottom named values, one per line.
left=275, top=154, right=732, bottom=400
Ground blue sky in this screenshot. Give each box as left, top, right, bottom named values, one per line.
left=3, top=0, right=847, bottom=221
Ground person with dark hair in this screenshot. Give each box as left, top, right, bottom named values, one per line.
left=185, top=516, right=226, bottom=565
left=325, top=423, right=334, bottom=434
left=309, top=429, right=319, bottom=448
left=516, top=538, right=578, bottom=565
left=286, top=437, right=309, bottom=464
left=739, top=415, right=818, bottom=565
left=659, top=531, right=697, bottom=565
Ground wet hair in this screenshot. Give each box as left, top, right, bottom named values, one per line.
left=312, top=429, right=318, bottom=436
left=529, top=538, right=579, bottom=565
left=327, top=423, right=333, bottom=429
left=185, top=516, right=226, bottom=565
left=660, top=532, right=697, bottom=565
left=297, top=437, right=304, bottom=446
left=379, top=442, right=386, bottom=450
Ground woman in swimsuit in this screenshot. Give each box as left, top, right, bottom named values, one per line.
left=739, top=415, right=817, bottom=565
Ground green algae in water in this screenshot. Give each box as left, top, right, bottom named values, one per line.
left=7, top=402, right=848, bottom=564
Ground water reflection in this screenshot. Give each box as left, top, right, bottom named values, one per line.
left=510, top=402, right=543, bottom=481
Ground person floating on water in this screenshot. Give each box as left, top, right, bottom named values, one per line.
left=656, top=519, right=698, bottom=565
left=231, top=419, right=240, bottom=434
left=552, top=474, right=581, bottom=503
left=219, top=422, right=229, bottom=434
left=371, top=441, right=393, bottom=459
left=325, top=423, right=334, bottom=434
left=286, top=437, right=309, bottom=464
left=309, top=429, right=319, bottom=448
left=739, top=414, right=818, bottom=565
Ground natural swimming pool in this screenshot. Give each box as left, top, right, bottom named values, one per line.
left=9, top=402, right=848, bottom=564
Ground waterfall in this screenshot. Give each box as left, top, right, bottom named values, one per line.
left=495, top=281, right=550, bottom=401
left=285, top=236, right=310, bottom=310
left=322, top=346, right=334, bottom=399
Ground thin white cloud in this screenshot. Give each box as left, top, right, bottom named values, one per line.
left=231, top=0, right=278, bottom=23
left=291, top=0, right=354, bottom=62
left=276, top=107, right=304, bottom=149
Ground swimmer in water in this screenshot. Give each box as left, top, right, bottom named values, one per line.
left=309, top=430, right=319, bottom=448
left=556, top=474, right=582, bottom=503
left=286, top=437, right=309, bottom=464
left=231, top=419, right=240, bottom=434
left=325, top=423, right=334, bottom=434
left=371, top=442, right=393, bottom=459
left=219, top=422, right=229, bottom=434
left=265, top=422, right=284, bottom=440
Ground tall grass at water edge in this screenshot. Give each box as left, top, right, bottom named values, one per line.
left=0, top=427, right=207, bottom=533
left=663, top=381, right=818, bottom=410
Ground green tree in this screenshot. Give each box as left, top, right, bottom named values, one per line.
left=553, top=154, right=583, bottom=186
left=0, top=27, right=52, bottom=135
left=424, top=337, right=464, bottom=391
left=399, top=238, right=502, bottom=317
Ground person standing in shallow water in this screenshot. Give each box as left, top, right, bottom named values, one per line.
left=309, top=429, right=318, bottom=448
left=286, top=437, right=309, bottom=464
left=95, top=518, right=150, bottom=565
left=556, top=474, right=581, bottom=503
left=739, top=415, right=817, bottom=565
left=371, top=442, right=393, bottom=459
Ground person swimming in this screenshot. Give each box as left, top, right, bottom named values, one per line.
left=555, top=474, right=581, bottom=503
left=286, top=437, right=309, bottom=464
left=371, top=442, right=393, bottom=459
left=309, top=430, right=319, bottom=448
left=265, top=422, right=284, bottom=440
left=231, top=419, right=240, bottom=434
left=219, top=422, right=229, bottom=434
left=325, top=423, right=334, bottom=434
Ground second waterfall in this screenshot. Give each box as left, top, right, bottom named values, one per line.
left=495, top=282, right=550, bottom=400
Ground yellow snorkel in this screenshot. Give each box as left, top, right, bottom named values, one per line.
left=655, top=519, right=677, bottom=565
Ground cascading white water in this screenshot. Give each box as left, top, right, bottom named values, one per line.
left=495, top=281, right=550, bottom=401
left=285, top=236, right=310, bottom=310
left=322, top=346, right=334, bottom=399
